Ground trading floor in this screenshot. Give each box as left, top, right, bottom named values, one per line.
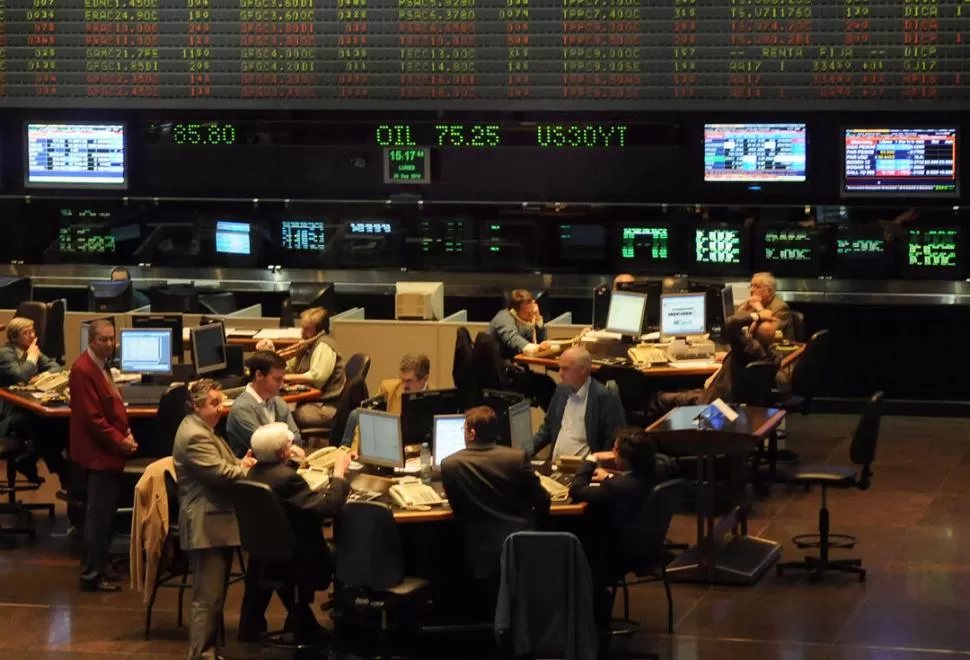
left=0, top=412, right=965, bottom=660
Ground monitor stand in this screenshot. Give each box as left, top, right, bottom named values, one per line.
left=362, top=464, right=396, bottom=478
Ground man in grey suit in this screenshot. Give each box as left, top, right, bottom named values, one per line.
left=530, top=347, right=626, bottom=461
left=173, top=379, right=256, bottom=660
left=740, top=272, right=793, bottom=341
left=225, top=351, right=304, bottom=459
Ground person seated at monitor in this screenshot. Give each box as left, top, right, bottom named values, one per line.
left=488, top=289, right=557, bottom=410
left=340, top=353, right=431, bottom=449
left=530, top=347, right=626, bottom=462
left=109, top=266, right=151, bottom=308
left=442, top=406, right=550, bottom=585
left=612, top=273, right=636, bottom=290
left=225, top=351, right=305, bottom=460
left=650, top=311, right=781, bottom=414
left=0, top=317, right=68, bottom=487
left=276, top=307, right=346, bottom=430
left=569, top=427, right=659, bottom=633
left=238, top=422, right=351, bottom=642
left=739, top=272, right=793, bottom=341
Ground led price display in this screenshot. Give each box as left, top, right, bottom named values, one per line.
left=844, top=128, right=958, bottom=196
left=419, top=218, right=466, bottom=258
left=26, top=124, right=127, bottom=188
left=281, top=220, right=325, bottom=252
left=906, top=227, right=960, bottom=268
left=348, top=222, right=392, bottom=235
left=695, top=228, right=743, bottom=265
left=58, top=227, right=116, bottom=254
left=763, top=229, right=814, bottom=263
left=704, top=124, right=807, bottom=182
left=619, top=226, right=670, bottom=262
left=836, top=232, right=886, bottom=259
left=6, top=1, right=970, bottom=110
left=383, top=148, right=430, bottom=184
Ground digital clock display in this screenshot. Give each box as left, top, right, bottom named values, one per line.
left=383, top=148, right=430, bottom=184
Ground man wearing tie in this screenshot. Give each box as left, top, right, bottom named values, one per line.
left=225, top=351, right=304, bottom=460
left=69, top=319, right=137, bottom=593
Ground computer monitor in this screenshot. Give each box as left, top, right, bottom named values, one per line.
left=432, top=415, right=466, bottom=465
left=616, top=280, right=663, bottom=330
left=0, top=277, right=31, bottom=309
left=152, top=284, right=199, bottom=313
left=401, top=388, right=462, bottom=447
left=605, top=290, right=647, bottom=337
left=25, top=122, right=127, bottom=189
left=660, top=293, right=707, bottom=337
left=843, top=127, right=958, bottom=197
left=88, top=280, right=133, bottom=312
left=190, top=322, right=227, bottom=376
left=119, top=328, right=173, bottom=375
left=132, top=314, right=184, bottom=362
left=508, top=400, right=533, bottom=453
left=281, top=220, right=326, bottom=252
left=358, top=409, right=404, bottom=470
left=704, top=123, right=807, bottom=183
left=215, top=221, right=252, bottom=256
left=721, top=287, right=736, bottom=326
left=480, top=389, right=527, bottom=446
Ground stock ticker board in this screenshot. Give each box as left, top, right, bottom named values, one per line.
left=1, top=0, right=970, bottom=109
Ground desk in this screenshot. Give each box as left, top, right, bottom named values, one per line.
left=0, top=386, right=322, bottom=419
left=392, top=500, right=585, bottom=524
left=516, top=354, right=721, bottom=378
left=648, top=405, right=786, bottom=585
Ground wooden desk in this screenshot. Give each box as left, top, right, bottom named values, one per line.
left=226, top=336, right=299, bottom=350
left=0, top=386, right=322, bottom=419
left=393, top=500, right=586, bottom=524
left=648, top=405, right=785, bottom=585
left=516, top=354, right=721, bottom=378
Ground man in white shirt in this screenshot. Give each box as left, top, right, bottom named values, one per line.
left=530, top=347, right=626, bottom=461
left=225, top=351, right=304, bottom=459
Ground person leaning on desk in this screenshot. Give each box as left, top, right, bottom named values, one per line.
left=488, top=288, right=557, bottom=410
left=238, top=422, right=351, bottom=642
left=529, top=346, right=627, bottom=462
left=0, top=316, right=68, bottom=488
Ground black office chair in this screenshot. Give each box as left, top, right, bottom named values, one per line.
left=198, top=292, right=237, bottom=316
left=0, top=437, right=37, bottom=541
left=780, top=329, right=831, bottom=416
left=344, top=353, right=371, bottom=385
left=300, top=358, right=370, bottom=447
left=15, top=299, right=66, bottom=363
left=789, top=310, right=807, bottom=343
left=231, top=480, right=322, bottom=653
left=144, top=470, right=246, bottom=640
left=776, top=391, right=884, bottom=582
left=611, top=479, right=689, bottom=637
left=452, top=327, right=476, bottom=409
left=472, top=332, right=509, bottom=392
left=733, top=360, right=779, bottom=407
left=280, top=297, right=295, bottom=328
left=334, top=501, right=430, bottom=659
left=152, top=386, right=190, bottom=457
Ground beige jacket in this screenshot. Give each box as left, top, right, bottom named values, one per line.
left=129, top=457, right=175, bottom=602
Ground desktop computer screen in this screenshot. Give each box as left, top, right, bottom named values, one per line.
left=132, top=314, right=184, bottom=360
left=191, top=322, right=227, bottom=375
left=605, top=290, right=647, bottom=336
left=433, top=415, right=466, bottom=465
left=26, top=123, right=127, bottom=188
left=661, top=293, right=707, bottom=337
left=508, top=400, right=533, bottom=453
left=119, top=328, right=173, bottom=375
left=88, top=280, right=132, bottom=313
left=359, top=409, right=404, bottom=468
left=215, top=221, right=252, bottom=256
left=401, top=388, right=462, bottom=447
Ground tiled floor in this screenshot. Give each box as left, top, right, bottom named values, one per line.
left=2, top=413, right=970, bottom=659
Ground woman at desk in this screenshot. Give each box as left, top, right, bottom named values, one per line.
left=569, top=428, right=659, bottom=633
left=0, top=316, right=67, bottom=488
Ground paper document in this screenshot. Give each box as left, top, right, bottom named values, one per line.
left=226, top=327, right=258, bottom=338
left=254, top=328, right=303, bottom=340
left=583, top=329, right=622, bottom=342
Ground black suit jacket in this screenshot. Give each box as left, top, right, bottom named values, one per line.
left=568, top=461, right=656, bottom=583
left=531, top=379, right=627, bottom=457
left=441, top=443, right=551, bottom=579
left=704, top=311, right=780, bottom=404
left=247, top=461, right=350, bottom=585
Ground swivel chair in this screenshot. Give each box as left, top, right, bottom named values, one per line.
left=15, top=299, right=66, bottom=363
left=776, top=391, right=884, bottom=582
left=789, top=310, right=807, bottom=343
left=452, top=327, right=476, bottom=409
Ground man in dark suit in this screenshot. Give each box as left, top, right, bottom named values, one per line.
left=69, top=319, right=137, bottom=593
left=441, top=406, right=550, bottom=582
left=531, top=346, right=626, bottom=461
left=240, top=422, right=352, bottom=641
left=569, top=428, right=659, bottom=631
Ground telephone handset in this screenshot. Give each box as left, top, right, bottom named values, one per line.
left=627, top=345, right=670, bottom=368
left=32, top=371, right=69, bottom=393
left=389, top=477, right=444, bottom=511
left=304, top=446, right=350, bottom=470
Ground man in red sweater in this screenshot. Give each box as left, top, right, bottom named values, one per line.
left=69, top=319, right=137, bottom=593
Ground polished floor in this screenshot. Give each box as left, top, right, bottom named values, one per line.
left=2, top=413, right=970, bottom=659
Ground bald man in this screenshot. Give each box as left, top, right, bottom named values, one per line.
left=612, top=273, right=636, bottom=290
left=530, top=347, right=626, bottom=461
left=740, top=272, right=793, bottom=341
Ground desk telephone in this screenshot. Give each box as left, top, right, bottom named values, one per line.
left=389, top=477, right=444, bottom=511
left=31, top=371, right=70, bottom=393
left=627, top=345, right=670, bottom=368
left=304, top=446, right=350, bottom=470
left=536, top=472, right=570, bottom=502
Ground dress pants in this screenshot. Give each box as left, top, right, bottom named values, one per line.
left=79, top=468, right=123, bottom=584
left=187, top=547, right=233, bottom=660
left=239, top=559, right=318, bottom=635
left=293, top=402, right=337, bottom=430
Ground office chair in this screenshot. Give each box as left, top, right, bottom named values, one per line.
left=733, top=360, right=779, bottom=407
left=776, top=391, right=884, bottom=582
left=334, top=501, right=430, bottom=659
left=472, top=332, right=509, bottom=392
left=611, top=479, right=689, bottom=638
left=300, top=355, right=370, bottom=447
left=789, top=310, right=807, bottom=343
left=452, top=327, right=476, bottom=409
left=15, top=299, right=66, bottom=363
left=198, top=292, right=237, bottom=316
left=780, top=329, right=831, bottom=416
left=231, top=480, right=321, bottom=653
left=280, top=297, right=295, bottom=328
left=0, top=437, right=38, bottom=541
left=152, top=386, right=190, bottom=457
left=344, top=353, right=371, bottom=385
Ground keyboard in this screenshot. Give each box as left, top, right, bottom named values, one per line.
left=347, top=490, right=382, bottom=503
left=550, top=471, right=574, bottom=488
left=536, top=472, right=570, bottom=502
left=120, top=385, right=171, bottom=406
